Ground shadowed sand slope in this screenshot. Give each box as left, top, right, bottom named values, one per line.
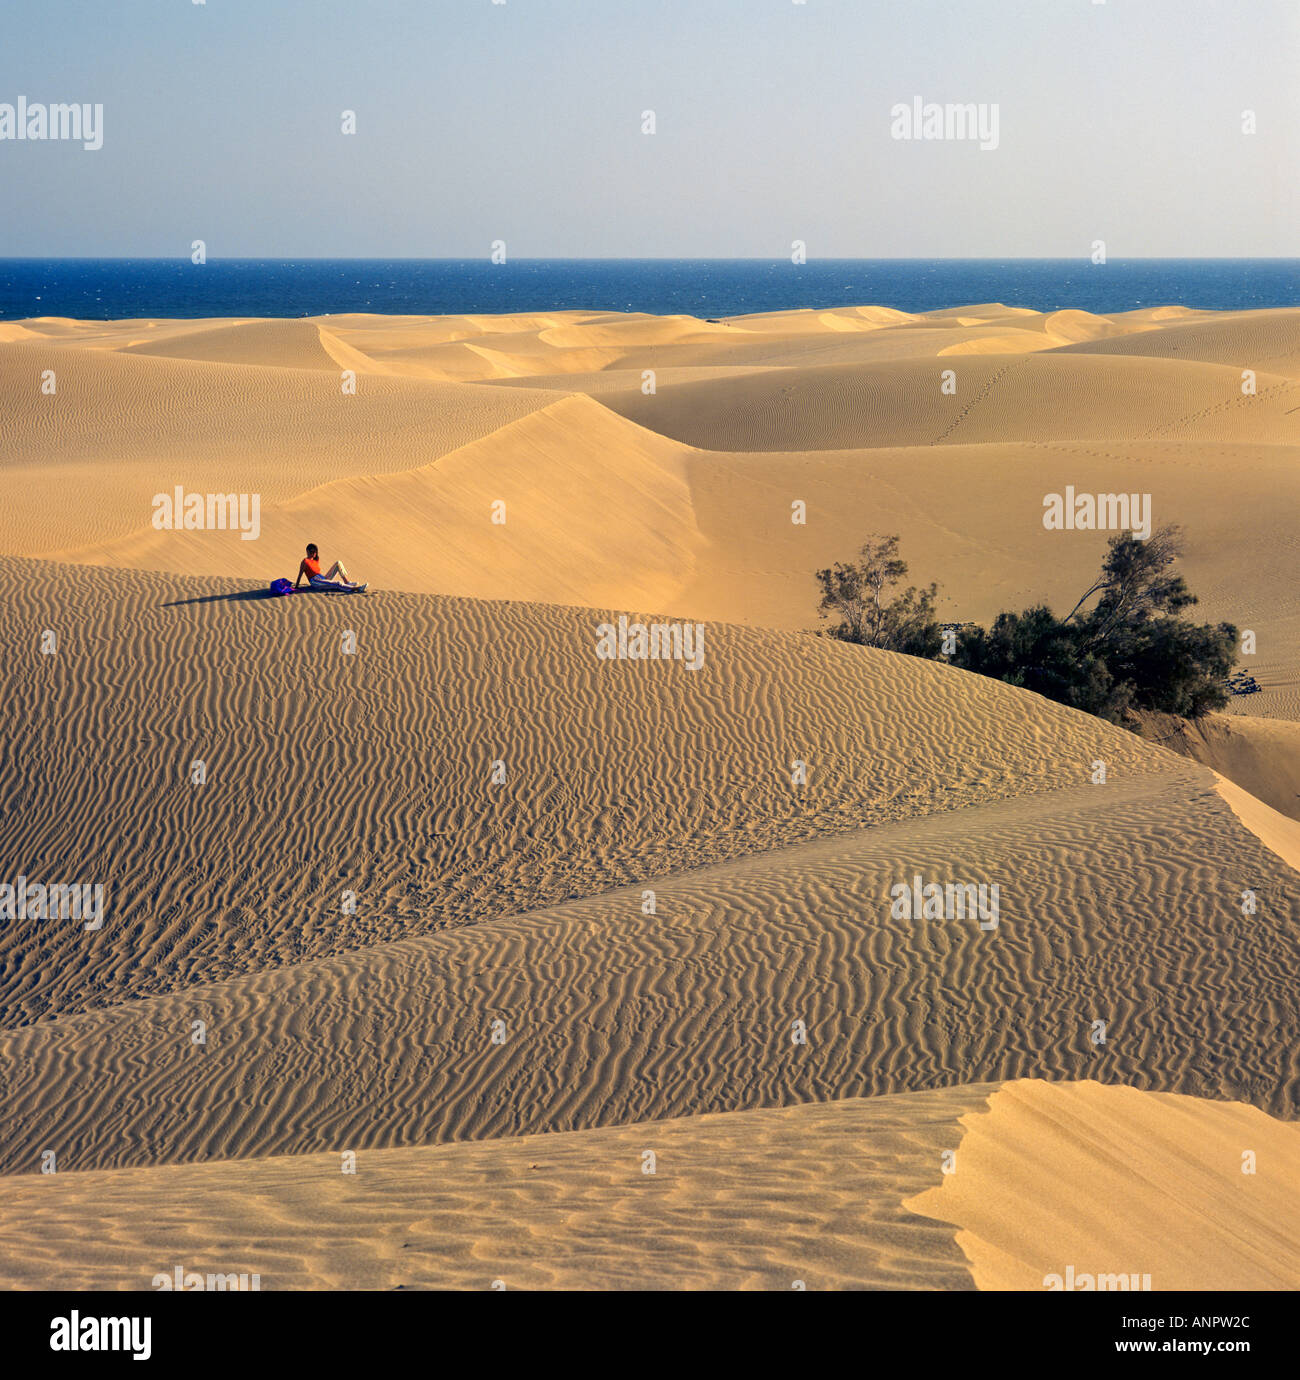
left=0, top=1085, right=994, bottom=1291
left=1135, top=711, right=1300, bottom=821
left=906, top=1080, right=1300, bottom=1291
left=1212, top=772, right=1300, bottom=872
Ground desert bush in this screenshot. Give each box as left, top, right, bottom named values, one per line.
left=816, top=526, right=1236, bottom=722
left=814, top=534, right=943, bottom=656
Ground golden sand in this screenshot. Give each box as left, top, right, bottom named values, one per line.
left=1, top=304, right=1296, bottom=1289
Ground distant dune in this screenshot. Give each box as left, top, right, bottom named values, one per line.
left=1, top=304, right=1296, bottom=1290
left=5, top=305, right=1296, bottom=724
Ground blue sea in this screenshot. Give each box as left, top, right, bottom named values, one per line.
left=1, top=259, right=1297, bottom=322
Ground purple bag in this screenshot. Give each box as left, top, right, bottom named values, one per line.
left=268, top=577, right=295, bottom=596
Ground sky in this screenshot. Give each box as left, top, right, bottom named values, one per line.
left=0, top=0, right=1296, bottom=258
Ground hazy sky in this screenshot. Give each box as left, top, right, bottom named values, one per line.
left=1, top=0, right=1296, bottom=257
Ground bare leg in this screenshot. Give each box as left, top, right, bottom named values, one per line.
left=322, top=560, right=350, bottom=582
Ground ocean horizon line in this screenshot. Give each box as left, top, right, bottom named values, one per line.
left=4, top=254, right=1299, bottom=264
left=4, top=257, right=1297, bottom=321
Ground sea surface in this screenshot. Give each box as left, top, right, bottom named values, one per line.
left=1, top=259, right=1297, bottom=322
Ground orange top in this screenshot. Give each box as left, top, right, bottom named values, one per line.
left=299, top=555, right=320, bottom=579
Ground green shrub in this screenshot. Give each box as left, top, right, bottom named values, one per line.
left=815, top=526, right=1237, bottom=722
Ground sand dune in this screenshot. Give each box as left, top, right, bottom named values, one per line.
left=1052, top=306, right=1300, bottom=379
left=6, top=1078, right=1293, bottom=1291
left=0, top=340, right=568, bottom=554
left=54, top=397, right=704, bottom=611
left=2, top=302, right=1297, bottom=1291
left=0, top=1084, right=993, bottom=1291
left=2, top=559, right=1296, bottom=1180
left=0, top=555, right=1186, bottom=1030
left=669, top=437, right=1300, bottom=665
left=4, top=755, right=1295, bottom=1174
left=907, top=1080, right=1300, bottom=1291
left=8, top=308, right=1295, bottom=710
left=121, top=318, right=370, bottom=373
left=603, top=353, right=1299, bottom=451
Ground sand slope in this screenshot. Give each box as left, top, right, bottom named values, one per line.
left=0, top=556, right=1186, bottom=1028
left=1051, top=307, right=1300, bottom=379
left=0, top=1084, right=992, bottom=1291
left=2, top=563, right=1296, bottom=1179
left=56, top=396, right=704, bottom=612
left=0, top=339, right=568, bottom=554
left=1213, top=772, right=1300, bottom=873
left=1135, top=710, right=1300, bottom=821
left=601, top=352, right=1299, bottom=451
left=907, top=1080, right=1300, bottom=1291
left=6, top=1078, right=1298, bottom=1290
left=3, top=764, right=1294, bottom=1175
left=121, top=318, right=373, bottom=373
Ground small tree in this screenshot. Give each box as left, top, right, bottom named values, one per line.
left=1063, top=524, right=1195, bottom=651
left=814, top=534, right=942, bottom=656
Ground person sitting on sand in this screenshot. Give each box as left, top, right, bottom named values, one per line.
left=295, top=543, right=366, bottom=593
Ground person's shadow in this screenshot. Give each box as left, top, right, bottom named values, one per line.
left=162, top=586, right=355, bottom=607
left=162, top=588, right=286, bottom=607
